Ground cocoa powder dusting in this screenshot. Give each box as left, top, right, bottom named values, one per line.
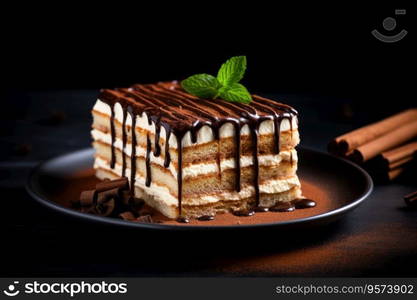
left=212, top=223, right=417, bottom=275
left=47, top=170, right=335, bottom=226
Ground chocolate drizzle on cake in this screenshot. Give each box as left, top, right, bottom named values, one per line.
left=109, top=106, right=116, bottom=169
left=145, top=134, right=152, bottom=187
left=98, top=81, right=298, bottom=218
left=121, top=109, right=128, bottom=177
left=128, top=106, right=137, bottom=197
left=176, top=134, right=184, bottom=215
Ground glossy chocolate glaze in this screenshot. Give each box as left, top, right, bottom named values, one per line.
left=121, top=109, right=127, bottom=177
left=128, top=106, right=137, bottom=198
left=197, top=215, right=215, bottom=221
left=98, top=81, right=298, bottom=219
left=109, top=106, right=116, bottom=169
left=254, top=206, right=270, bottom=212
left=232, top=209, right=255, bottom=217
left=270, top=202, right=296, bottom=212
left=292, top=198, right=317, bottom=209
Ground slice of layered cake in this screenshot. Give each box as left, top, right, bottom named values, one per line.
left=91, top=81, right=301, bottom=220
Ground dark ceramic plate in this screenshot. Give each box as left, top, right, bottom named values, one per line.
left=26, top=147, right=373, bottom=231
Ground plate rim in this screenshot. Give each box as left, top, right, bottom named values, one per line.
left=25, top=147, right=373, bottom=231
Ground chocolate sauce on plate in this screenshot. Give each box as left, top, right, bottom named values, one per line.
left=293, top=198, right=317, bottom=209
left=270, top=203, right=296, bottom=212
left=197, top=215, right=215, bottom=221
left=232, top=209, right=255, bottom=217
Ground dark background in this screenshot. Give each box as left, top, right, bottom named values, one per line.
left=1, top=4, right=416, bottom=277
left=2, top=4, right=413, bottom=105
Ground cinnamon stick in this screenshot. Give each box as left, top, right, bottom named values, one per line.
left=388, top=156, right=413, bottom=169
left=404, top=190, right=417, bottom=200
left=404, top=190, right=417, bottom=208
left=350, top=120, right=417, bottom=163
left=388, top=167, right=404, bottom=181
left=381, top=141, right=417, bottom=164
left=329, top=109, right=417, bottom=155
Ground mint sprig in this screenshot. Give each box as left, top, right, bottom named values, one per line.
left=180, top=74, right=221, bottom=99
left=217, top=56, right=247, bottom=86
left=219, top=83, right=252, bottom=104
left=181, top=56, right=252, bottom=104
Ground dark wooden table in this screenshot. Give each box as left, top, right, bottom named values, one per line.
left=1, top=90, right=416, bottom=277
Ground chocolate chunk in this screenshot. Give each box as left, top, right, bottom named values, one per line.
left=232, top=209, right=255, bottom=217
left=292, top=198, right=317, bottom=209
left=79, top=190, right=97, bottom=206
left=197, top=215, right=215, bottom=221
left=254, top=206, right=269, bottom=212
left=270, top=202, right=295, bottom=212
left=119, top=190, right=132, bottom=206
left=176, top=216, right=190, bottom=223
left=119, top=211, right=136, bottom=221
left=136, top=215, right=154, bottom=223
left=95, top=198, right=115, bottom=217
left=97, top=188, right=119, bottom=203
left=96, top=177, right=129, bottom=192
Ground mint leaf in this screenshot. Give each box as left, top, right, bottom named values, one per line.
left=181, top=56, right=252, bottom=103
left=181, top=74, right=221, bottom=99
left=219, top=83, right=252, bottom=104
left=217, top=56, right=247, bottom=86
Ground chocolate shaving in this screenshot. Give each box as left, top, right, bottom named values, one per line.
left=119, top=190, right=132, bottom=206
left=79, top=190, right=97, bottom=207
left=78, top=178, right=132, bottom=217
left=95, top=198, right=116, bottom=217
left=136, top=215, right=153, bottom=223
left=98, top=188, right=120, bottom=203
left=96, top=177, right=129, bottom=192
left=119, top=211, right=136, bottom=221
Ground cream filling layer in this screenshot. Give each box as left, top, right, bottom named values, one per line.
left=92, top=129, right=297, bottom=179
left=93, top=99, right=298, bottom=148
left=94, top=157, right=301, bottom=207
